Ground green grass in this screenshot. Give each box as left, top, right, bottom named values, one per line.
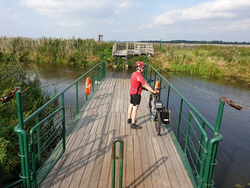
left=152, top=45, right=250, bottom=82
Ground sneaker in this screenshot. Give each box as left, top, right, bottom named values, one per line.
left=131, top=124, right=142, bottom=129
left=127, top=119, right=137, bottom=124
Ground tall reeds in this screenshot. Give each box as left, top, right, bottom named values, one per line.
left=0, top=37, right=103, bottom=66
left=153, top=45, right=250, bottom=82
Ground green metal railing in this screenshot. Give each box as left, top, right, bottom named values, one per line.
left=143, top=62, right=225, bottom=188
left=12, top=61, right=106, bottom=188
left=112, top=139, right=124, bottom=188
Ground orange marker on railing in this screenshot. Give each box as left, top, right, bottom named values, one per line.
left=154, top=81, right=160, bottom=93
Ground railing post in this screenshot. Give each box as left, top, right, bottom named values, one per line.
left=159, top=77, right=162, bottom=100
left=177, top=99, right=183, bottom=140
left=149, top=68, right=152, bottom=87
left=76, top=81, right=79, bottom=114
left=184, top=112, right=191, bottom=154
left=61, top=93, right=66, bottom=151
left=206, top=98, right=225, bottom=186
left=153, top=71, right=156, bottom=88
left=16, top=88, right=31, bottom=188
left=35, top=114, right=42, bottom=167
left=97, top=66, right=99, bottom=85
left=112, top=139, right=124, bottom=188
left=166, top=85, right=171, bottom=110
left=214, top=98, right=225, bottom=136
left=92, top=71, right=94, bottom=92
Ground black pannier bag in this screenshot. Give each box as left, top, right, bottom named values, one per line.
left=160, top=107, right=170, bottom=124
left=154, top=100, right=163, bottom=109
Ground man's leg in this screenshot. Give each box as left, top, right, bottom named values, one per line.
left=131, top=106, right=138, bottom=124
left=127, top=103, right=133, bottom=120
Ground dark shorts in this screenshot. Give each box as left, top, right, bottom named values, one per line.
left=130, top=94, right=141, bottom=106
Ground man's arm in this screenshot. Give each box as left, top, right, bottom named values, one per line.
left=143, top=83, right=156, bottom=93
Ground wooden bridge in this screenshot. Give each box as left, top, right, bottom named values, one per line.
left=112, top=42, right=154, bottom=67
left=40, top=78, right=193, bottom=188
left=112, top=43, right=154, bottom=57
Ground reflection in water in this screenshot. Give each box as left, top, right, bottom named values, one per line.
left=23, top=63, right=250, bottom=188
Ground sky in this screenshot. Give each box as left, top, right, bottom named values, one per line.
left=1, top=0, right=250, bottom=42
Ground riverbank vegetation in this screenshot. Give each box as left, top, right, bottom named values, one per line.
left=152, top=45, right=250, bottom=83
left=0, top=36, right=114, bottom=66
left=0, top=62, right=54, bottom=187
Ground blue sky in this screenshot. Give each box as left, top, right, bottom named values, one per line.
left=1, top=0, right=250, bottom=42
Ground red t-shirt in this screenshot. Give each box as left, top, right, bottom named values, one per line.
left=129, top=71, right=146, bottom=95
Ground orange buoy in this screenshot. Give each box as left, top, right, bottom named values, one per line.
left=154, top=81, right=160, bottom=93
left=85, top=77, right=91, bottom=95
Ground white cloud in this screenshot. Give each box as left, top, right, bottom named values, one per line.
left=19, top=0, right=131, bottom=17
left=210, top=18, right=250, bottom=31
left=154, top=0, right=250, bottom=25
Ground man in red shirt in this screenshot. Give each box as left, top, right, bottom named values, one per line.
left=127, top=61, right=156, bottom=129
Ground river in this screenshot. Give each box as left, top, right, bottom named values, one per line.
left=23, top=63, right=250, bottom=188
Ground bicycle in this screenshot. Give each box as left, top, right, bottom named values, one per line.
left=148, top=82, right=170, bottom=136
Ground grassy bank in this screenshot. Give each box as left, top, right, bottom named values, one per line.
left=0, top=36, right=114, bottom=66
left=152, top=45, right=250, bottom=83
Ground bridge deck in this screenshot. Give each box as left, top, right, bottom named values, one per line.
left=41, top=78, right=193, bottom=188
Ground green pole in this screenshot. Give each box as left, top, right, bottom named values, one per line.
left=214, top=98, right=225, bottom=136
left=153, top=71, right=156, bottom=88
left=36, top=115, right=42, bottom=167
left=177, top=99, right=183, bottom=140
left=207, top=98, right=225, bottom=186
left=76, top=81, right=79, bottom=114
left=149, top=68, right=152, bottom=87
left=159, top=77, right=162, bottom=100
left=112, top=139, right=124, bottom=188
left=92, top=71, right=94, bottom=92
left=166, top=85, right=170, bottom=110
left=184, top=112, right=191, bottom=154
left=15, top=88, right=27, bottom=187
left=61, top=93, right=66, bottom=151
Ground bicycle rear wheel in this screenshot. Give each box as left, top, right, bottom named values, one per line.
left=155, top=112, right=161, bottom=135
left=149, top=95, right=153, bottom=114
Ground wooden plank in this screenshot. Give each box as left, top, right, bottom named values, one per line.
left=40, top=134, right=78, bottom=188
left=78, top=134, right=102, bottom=187
left=157, top=136, right=181, bottom=188
left=138, top=136, right=153, bottom=188
left=167, top=135, right=193, bottom=188
left=125, top=136, right=135, bottom=187
left=58, top=134, right=89, bottom=188
left=88, top=135, right=109, bottom=188
left=162, top=135, right=190, bottom=188
left=151, top=137, right=172, bottom=187
left=145, top=137, right=162, bottom=188
left=97, top=134, right=114, bottom=188
left=115, top=113, right=121, bottom=136
left=119, top=112, right=126, bottom=136
left=133, top=136, right=144, bottom=188
left=96, top=112, right=107, bottom=135
left=90, top=112, right=102, bottom=135
left=69, top=134, right=96, bottom=188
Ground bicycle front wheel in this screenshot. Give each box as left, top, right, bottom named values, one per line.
left=155, top=112, right=161, bottom=136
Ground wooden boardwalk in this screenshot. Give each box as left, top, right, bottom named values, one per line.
left=40, top=78, right=193, bottom=188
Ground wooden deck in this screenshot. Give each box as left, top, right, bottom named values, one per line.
left=40, top=78, right=193, bottom=188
